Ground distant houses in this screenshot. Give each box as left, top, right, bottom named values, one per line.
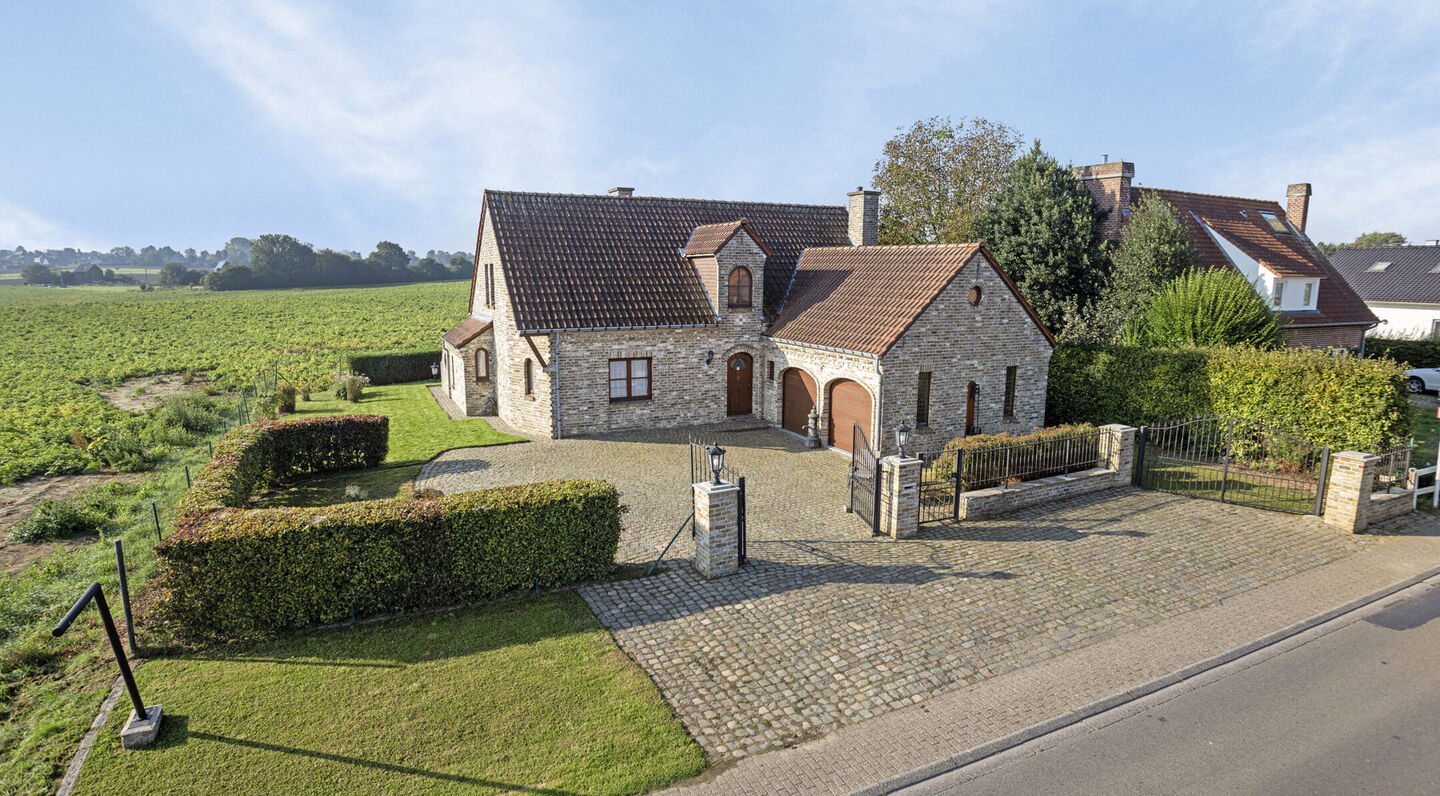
left=1331, top=241, right=1440, bottom=338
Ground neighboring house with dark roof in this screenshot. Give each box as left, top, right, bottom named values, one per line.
left=441, top=187, right=1055, bottom=454
left=1073, top=162, right=1379, bottom=350
left=1329, top=243, right=1440, bottom=338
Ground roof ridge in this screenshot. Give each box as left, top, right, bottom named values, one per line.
left=1141, top=186, right=1285, bottom=207
left=483, top=187, right=845, bottom=211
left=802, top=242, right=981, bottom=252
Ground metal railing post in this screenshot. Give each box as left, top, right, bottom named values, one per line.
left=113, top=540, right=139, bottom=657
left=53, top=583, right=148, bottom=724
left=151, top=502, right=162, bottom=541
left=952, top=450, right=963, bottom=519
left=1134, top=427, right=1147, bottom=487
left=1314, top=447, right=1331, bottom=516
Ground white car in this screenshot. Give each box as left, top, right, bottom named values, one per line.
left=1406, top=368, right=1440, bottom=393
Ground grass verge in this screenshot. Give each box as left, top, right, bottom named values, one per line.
left=76, top=592, right=704, bottom=795
left=292, top=382, right=524, bottom=465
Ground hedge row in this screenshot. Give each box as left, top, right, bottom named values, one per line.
left=177, top=415, right=388, bottom=517
left=153, top=479, right=622, bottom=637
left=1365, top=336, right=1440, bottom=369
left=346, top=350, right=441, bottom=385
left=1047, top=344, right=1410, bottom=453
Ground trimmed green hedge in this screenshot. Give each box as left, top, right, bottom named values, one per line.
left=154, top=480, right=622, bottom=637
left=1365, top=336, right=1440, bottom=369
left=156, top=415, right=620, bottom=637
left=1047, top=344, right=1410, bottom=453
left=346, top=350, right=441, bottom=385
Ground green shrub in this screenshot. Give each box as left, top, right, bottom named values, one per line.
left=158, top=393, right=224, bottom=432
left=927, top=424, right=1098, bottom=490
left=346, top=350, right=441, bottom=386
left=1366, top=336, right=1440, bottom=369
left=10, top=500, right=107, bottom=542
left=152, top=480, right=622, bottom=637
left=276, top=384, right=297, bottom=414
left=344, top=376, right=363, bottom=403
left=1048, top=344, right=1410, bottom=452
left=1123, top=268, right=1281, bottom=349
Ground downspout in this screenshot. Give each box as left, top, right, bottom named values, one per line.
left=875, top=359, right=885, bottom=454
left=553, top=332, right=563, bottom=439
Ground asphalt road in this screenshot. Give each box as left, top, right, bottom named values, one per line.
left=901, top=579, right=1440, bottom=796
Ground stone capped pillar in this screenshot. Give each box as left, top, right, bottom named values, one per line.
left=1100, top=424, right=1137, bottom=484
left=693, top=480, right=740, bottom=578
left=1324, top=451, right=1377, bottom=533
left=878, top=455, right=922, bottom=539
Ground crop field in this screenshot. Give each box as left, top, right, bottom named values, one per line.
left=0, top=283, right=470, bottom=483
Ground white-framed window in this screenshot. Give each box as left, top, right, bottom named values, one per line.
left=1258, top=211, right=1291, bottom=235
left=1302, top=281, right=1314, bottom=308
left=476, top=349, right=489, bottom=381
left=1272, top=280, right=1285, bottom=307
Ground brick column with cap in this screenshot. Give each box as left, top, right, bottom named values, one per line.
left=1323, top=451, right=1376, bottom=533
left=693, top=480, right=740, bottom=578
left=878, top=455, right=922, bottom=539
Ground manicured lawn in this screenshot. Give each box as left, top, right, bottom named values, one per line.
left=77, top=592, right=704, bottom=795
left=1139, top=460, right=1317, bottom=514
left=259, top=464, right=423, bottom=507
left=293, top=382, right=524, bottom=465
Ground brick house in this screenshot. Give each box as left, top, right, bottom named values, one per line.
left=1073, top=161, right=1378, bottom=349
left=441, top=187, right=1055, bottom=455
left=1329, top=243, right=1440, bottom=339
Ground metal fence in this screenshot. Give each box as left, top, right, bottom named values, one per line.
left=1372, top=447, right=1411, bottom=494
left=1136, top=416, right=1329, bottom=515
left=916, top=427, right=1106, bottom=523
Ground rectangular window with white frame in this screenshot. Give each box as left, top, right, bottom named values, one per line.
left=1272, top=280, right=1285, bottom=307
left=1302, top=281, right=1313, bottom=308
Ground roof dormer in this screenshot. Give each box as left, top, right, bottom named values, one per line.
left=683, top=219, right=769, bottom=320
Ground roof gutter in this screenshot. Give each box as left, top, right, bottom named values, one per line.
left=517, top=322, right=719, bottom=334
left=762, top=335, right=878, bottom=360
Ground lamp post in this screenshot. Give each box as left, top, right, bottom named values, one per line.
left=896, top=420, right=912, bottom=457
left=430, top=361, right=440, bottom=379
left=708, top=442, right=726, bottom=485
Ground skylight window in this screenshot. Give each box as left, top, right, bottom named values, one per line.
left=1370, top=262, right=1392, bottom=272
left=1258, top=211, right=1291, bottom=234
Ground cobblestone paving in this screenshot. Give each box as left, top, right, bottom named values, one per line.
left=420, top=428, right=1381, bottom=760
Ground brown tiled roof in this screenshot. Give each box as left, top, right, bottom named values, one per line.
left=683, top=219, right=771, bottom=258
left=1133, top=188, right=1378, bottom=328
left=767, top=244, right=1054, bottom=356
left=478, top=190, right=850, bottom=331
left=442, top=317, right=490, bottom=347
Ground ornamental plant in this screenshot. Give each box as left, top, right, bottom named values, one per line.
left=1122, top=268, right=1281, bottom=349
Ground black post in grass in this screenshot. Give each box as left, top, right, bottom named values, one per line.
left=151, top=502, right=162, bottom=541
left=113, top=540, right=138, bottom=657
left=53, top=583, right=156, bottom=741
left=183, top=466, right=191, bottom=488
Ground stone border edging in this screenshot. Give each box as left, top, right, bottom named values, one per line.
left=848, top=561, right=1440, bottom=796
left=57, top=674, right=125, bottom=796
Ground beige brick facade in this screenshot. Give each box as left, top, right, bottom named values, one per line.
left=440, top=324, right=496, bottom=416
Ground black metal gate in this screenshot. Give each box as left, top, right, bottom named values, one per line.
left=1136, top=416, right=1330, bottom=515
left=689, top=437, right=747, bottom=565
left=847, top=423, right=882, bottom=533
left=918, top=449, right=961, bottom=524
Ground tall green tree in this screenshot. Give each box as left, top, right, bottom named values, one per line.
left=20, top=263, right=56, bottom=284
left=1317, top=231, right=1407, bottom=257
left=972, top=142, right=1109, bottom=333
left=367, top=241, right=411, bottom=282
left=1123, top=267, right=1281, bottom=349
left=249, top=234, right=317, bottom=287
left=1071, top=193, right=1197, bottom=342
left=871, top=115, right=1023, bottom=245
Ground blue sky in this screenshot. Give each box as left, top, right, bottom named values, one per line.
left=3, top=0, right=1437, bottom=254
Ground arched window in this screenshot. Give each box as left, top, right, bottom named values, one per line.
left=524, top=358, right=533, bottom=395
left=476, top=349, right=489, bottom=381
left=728, top=266, right=752, bottom=308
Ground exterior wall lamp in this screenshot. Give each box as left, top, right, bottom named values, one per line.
left=896, top=420, right=912, bottom=457
left=708, top=442, right=726, bottom=485
left=706, top=350, right=715, bottom=365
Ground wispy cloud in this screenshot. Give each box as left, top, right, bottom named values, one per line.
left=144, top=0, right=599, bottom=209
left=0, top=197, right=81, bottom=249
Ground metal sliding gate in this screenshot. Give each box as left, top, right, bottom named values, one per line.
left=689, top=437, right=747, bottom=565
left=848, top=423, right=882, bottom=533
left=1135, top=416, right=1330, bottom=515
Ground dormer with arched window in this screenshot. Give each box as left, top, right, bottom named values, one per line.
left=682, top=218, right=768, bottom=325
left=728, top=266, right=752, bottom=308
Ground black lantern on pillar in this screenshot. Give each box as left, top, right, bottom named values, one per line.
left=430, top=361, right=440, bottom=378
left=896, top=420, right=912, bottom=457
left=708, top=442, right=726, bottom=485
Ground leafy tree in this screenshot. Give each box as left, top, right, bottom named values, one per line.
left=204, top=264, right=257, bottom=291
left=871, top=115, right=1023, bottom=244
left=410, top=257, right=447, bottom=281
left=249, top=234, right=317, bottom=287
left=1070, top=193, right=1197, bottom=342
left=367, top=241, right=411, bottom=282
left=315, top=249, right=363, bottom=285
left=21, top=263, right=56, bottom=284
left=1317, top=231, right=1407, bottom=257
left=972, top=141, right=1109, bottom=333
left=159, top=262, right=203, bottom=288
left=447, top=253, right=471, bottom=277
left=1123, top=267, right=1281, bottom=349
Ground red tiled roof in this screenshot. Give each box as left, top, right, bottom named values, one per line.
left=442, top=317, right=490, bottom=347
left=683, top=219, right=771, bottom=258
left=479, top=190, right=849, bottom=331
left=767, top=244, right=1054, bottom=355
left=1133, top=188, right=1378, bottom=328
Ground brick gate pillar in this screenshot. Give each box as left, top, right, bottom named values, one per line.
left=878, top=455, right=922, bottom=539
left=1100, top=424, right=1137, bottom=484
left=693, top=480, right=740, bottom=578
left=1324, top=451, right=1377, bottom=533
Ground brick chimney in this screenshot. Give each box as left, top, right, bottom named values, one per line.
left=608, top=186, right=634, bottom=198
left=1071, top=160, right=1134, bottom=240
left=1286, top=183, right=1311, bottom=233
left=848, top=187, right=879, bottom=246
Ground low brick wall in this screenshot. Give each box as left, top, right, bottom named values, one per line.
left=958, top=467, right=1119, bottom=520
left=1369, top=490, right=1414, bottom=524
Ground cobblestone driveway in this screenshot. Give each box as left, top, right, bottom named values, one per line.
left=420, top=427, right=1382, bottom=759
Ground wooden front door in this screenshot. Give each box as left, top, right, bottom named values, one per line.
left=827, top=379, right=872, bottom=453
left=781, top=368, right=817, bottom=434
left=726, top=353, right=753, bottom=415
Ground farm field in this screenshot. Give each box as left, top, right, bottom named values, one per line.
left=0, top=283, right=470, bottom=483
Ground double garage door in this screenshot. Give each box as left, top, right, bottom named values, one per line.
left=781, top=369, right=871, bottom=454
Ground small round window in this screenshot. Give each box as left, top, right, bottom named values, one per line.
left=731, top=358, right=748, bottom=371
left=968, top=285, right=982, bottom=305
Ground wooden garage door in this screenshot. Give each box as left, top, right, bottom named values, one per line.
left=781, top=368, right=817, bottom=435
left=827, top=379, right=872, bottom=453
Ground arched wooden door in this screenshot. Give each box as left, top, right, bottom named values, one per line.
left=781, top=368, right=817, bottom=435
left=726, top=352, right=753, bottom=415
left=827, top=379, right=872, bottom=453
